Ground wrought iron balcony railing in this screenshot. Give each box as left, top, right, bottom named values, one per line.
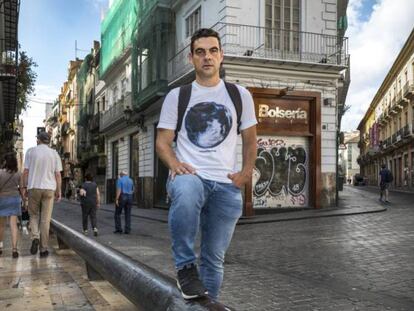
left=402, top=124, right=411, bottom=137
left=168, top=22, right=349, bottom=82
left=402, top=81, right=414, bottom=99
left=89, top=112, right=101, bottom=131
left=100, top=92, right=131, bottom=131
left=0, top=39, right=18, bottom=80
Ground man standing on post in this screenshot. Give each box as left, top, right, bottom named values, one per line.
left=114, top=170, right=134, bottom=234
left=156, top=28, right=257, bottom=300
left=22, top=132, right=62, bottom=257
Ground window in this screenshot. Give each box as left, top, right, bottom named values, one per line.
left=121, top=78, right=127, bottom=96
left=186, top=6, right=201, bottom=38
left=112, top=86, right=118, bottom=105
left=265, top=0, right=300, bottom=51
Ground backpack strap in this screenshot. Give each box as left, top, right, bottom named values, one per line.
left=174, top=84, right=192, bottom=142
left=174, top=82, right=243, bottom=141
left=224, top=82, right=242, bottom=135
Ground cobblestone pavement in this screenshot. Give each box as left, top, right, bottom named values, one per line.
left=51, top=185, right=414, bottom=311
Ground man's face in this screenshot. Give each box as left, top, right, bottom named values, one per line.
left=189, top=36, right=223, bottom=80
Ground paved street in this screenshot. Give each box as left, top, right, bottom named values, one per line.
left=49, top=185, right=414, bottom=311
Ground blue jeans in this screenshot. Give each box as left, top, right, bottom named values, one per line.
left=115, top=193, right=132, bottom=232
left=167, top=174, right=242, bottom=299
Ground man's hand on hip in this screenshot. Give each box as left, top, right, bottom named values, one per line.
left=227, top=171, right=251, bottom=189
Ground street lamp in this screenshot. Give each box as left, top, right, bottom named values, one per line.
left=124, top=106, right=133, bottom=123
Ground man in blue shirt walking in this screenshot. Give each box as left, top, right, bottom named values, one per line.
left=114, top=170, right=134, bottom=234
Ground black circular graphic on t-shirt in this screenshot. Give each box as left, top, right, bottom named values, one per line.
left=185, top=102, right=232, bottom=148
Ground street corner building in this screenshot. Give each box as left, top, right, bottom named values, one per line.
left=54, top=0, right=350, bottom=214
left=97, top=0, right=350, bottom=214
left=358, top=28, right=414, bottom=190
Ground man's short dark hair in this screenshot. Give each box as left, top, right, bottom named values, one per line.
left=85, top=172, right=93, bottom=181
left=190, top=28, right=221, bottom=54
left=381, top=163, right=386, bottom=169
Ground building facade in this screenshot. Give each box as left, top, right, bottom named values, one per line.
left=76, top=41, right=107, bottom=202
left=338, top=131, right=360, bottom=183
left=0, top=0, right=20, bottom=156
left=99, top=0, right=139, bottom=203
left=58, top=60, right=82, bottom=198
left=358, top=28, right=414, bottom=190
left=115, top=0, right=351, bottom=212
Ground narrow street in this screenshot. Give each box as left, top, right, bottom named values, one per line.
left=49, top=185, right=414, bottom=311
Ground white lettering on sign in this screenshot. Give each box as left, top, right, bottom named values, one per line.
left=258, top=104, right=307, bottom=120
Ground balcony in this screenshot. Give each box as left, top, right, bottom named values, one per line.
left=383, top=107, right=393, bottom=120
left=403, top=81, right=414, bottom=99
left=402, top=124, right=412, bottom=138
left=0, top=39, right=18, bottom=81
left=168, top=22, right=349, bottom=83
left=100, top=92, right=132, bottom=132
left=391, top=133, right=397, bottom=144
left=89, top=112, right=101, bottom=132
left=390, top=97, right=400, bottom=113
left=380, top=136, right=392, bottom=150
left=396, top=91, right=408, bottom=108
left=395, top=128, right=403, bottom=143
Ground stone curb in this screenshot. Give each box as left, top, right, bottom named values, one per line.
left=60, top=199, right=387, bottom=225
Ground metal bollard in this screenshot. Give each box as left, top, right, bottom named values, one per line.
left=50, top=219, right=233, bottom=311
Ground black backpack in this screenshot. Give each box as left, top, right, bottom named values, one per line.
left=174, top=82, right=243, bottom=141
left=385, top=170, right=393, bottom=183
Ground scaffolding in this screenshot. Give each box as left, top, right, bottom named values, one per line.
left=100, top=0, right=138, bottom=78
left=132, top=0, right=172, bottom=110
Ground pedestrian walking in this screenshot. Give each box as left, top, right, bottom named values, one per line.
left=379, top=163, right=393, bottom=203
left=22, top=132, right=62, bottom=258
left=79, top=173, right=100, bottom=236
left=0, top=153, right=24, bottom=258
left=114, top=170, right=134, bottom=234
left=156, top=28, right=257, bottom=300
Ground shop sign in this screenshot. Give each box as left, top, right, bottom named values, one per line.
left=255, top=98, right=310, bottom=134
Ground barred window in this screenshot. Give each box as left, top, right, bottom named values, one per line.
left=186, top=6, right=201, bottom=38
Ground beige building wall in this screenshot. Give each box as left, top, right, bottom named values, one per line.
left=358, top=29, right=414, bottom=189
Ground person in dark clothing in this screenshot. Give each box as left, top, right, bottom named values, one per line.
left=114, top=170, right=134, bottom=234
left=79, top=173, right=100, bottom=236
left=379, top=163, right=392, bottom=203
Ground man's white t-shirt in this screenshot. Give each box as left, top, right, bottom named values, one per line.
left=158, top=80, right=257, bottom=183
left=24, top=144, right=63, bottom=190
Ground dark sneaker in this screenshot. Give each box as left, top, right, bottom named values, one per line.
left=93, top=228, right=98, bottom=236
left=83, top=230, right=88, bottom=235
left=113, top=230, right=123, bottom=234
left=30, top=238, right=39, bottom=255
left=39, top=250, right=49, bottom=258
left=12, top=249, right=19, bottom=259
left=176, top=264, right=208, bottom=299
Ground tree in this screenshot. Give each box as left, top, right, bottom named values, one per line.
left=16, top=50, right=38, bottom=113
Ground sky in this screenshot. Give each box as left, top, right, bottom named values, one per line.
left=19, top=0, right=108, bottom=153
left=18, top=0, right=414, bottom=153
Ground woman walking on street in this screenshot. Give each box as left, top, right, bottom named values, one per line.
left=0, top=154, right=24, bottom=258
left=79, top=173, right=100, bottom=236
